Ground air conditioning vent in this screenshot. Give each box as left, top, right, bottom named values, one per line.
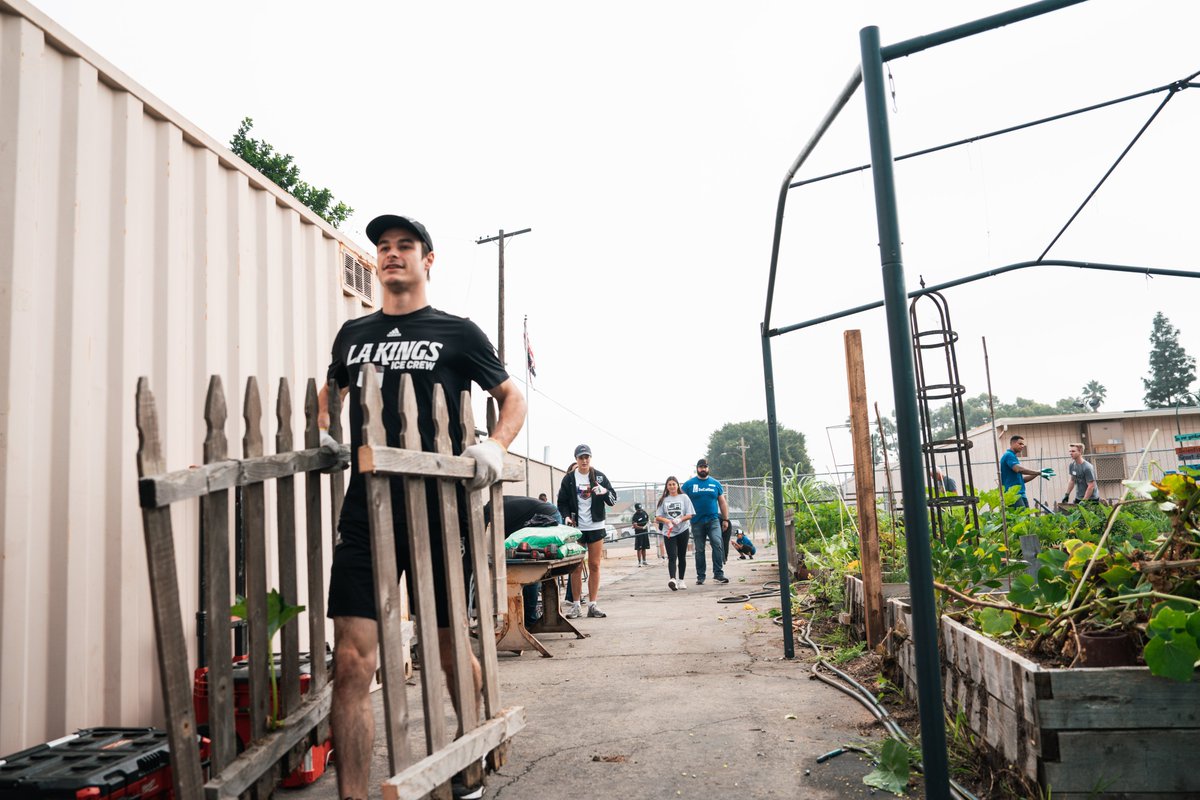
left=341, top=249, right=375, bottom=307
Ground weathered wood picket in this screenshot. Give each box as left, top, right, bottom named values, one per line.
left=136, top=371, right=521, bottom=800
left=137, top=375, right=344, bottom=800
left=356, top=371, right=525, bottom=800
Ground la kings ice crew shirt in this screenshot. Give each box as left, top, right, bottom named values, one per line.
left=328, top=306, right=509, bottom=539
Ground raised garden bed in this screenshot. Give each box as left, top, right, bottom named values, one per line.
left=883, top=597, right=1200, bottom=798
left=841, top=574, right=909, bottom=642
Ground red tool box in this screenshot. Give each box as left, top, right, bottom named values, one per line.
left=0, top=727, right=208, bottom=800
left=192, top=651, right=333, bottom=788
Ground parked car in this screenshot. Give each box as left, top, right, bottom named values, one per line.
left=604, top=524, right=619, bottom=543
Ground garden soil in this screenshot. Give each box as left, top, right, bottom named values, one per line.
left=290, top=541, right=904, bottom=799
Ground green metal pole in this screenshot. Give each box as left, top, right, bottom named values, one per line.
left=860, top=25, right=949, bottom=798
left=761, top=326, right=794, bottom=659
left=881, top=0, right=1088, bottom=61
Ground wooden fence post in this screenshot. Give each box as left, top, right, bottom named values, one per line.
left=360, top=368, right=415, bottom=776
left=202, top=377, right=236, bottom=773
left=845, top=330, right=885, bottom=649
left=276, top=379, right=302, bottom=719
left=135, top=379, right=205, bottom=800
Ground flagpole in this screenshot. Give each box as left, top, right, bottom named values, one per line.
left=524, top=315, right=531, bottom=495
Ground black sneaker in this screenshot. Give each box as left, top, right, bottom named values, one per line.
left=695, top=578, right=705, bottom=585
left=714, top=575, right=730, bottom=584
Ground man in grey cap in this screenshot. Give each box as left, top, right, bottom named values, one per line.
left=557, top=443, right=618, bottom=618
left=318, top=213, right=526, bottom=800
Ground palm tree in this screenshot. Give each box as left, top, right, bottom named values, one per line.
left=1081, top=380, right=1107, bottom=412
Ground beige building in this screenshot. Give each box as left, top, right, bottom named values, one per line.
left=0, top=0, right=556, bottom=755
left=957, top=407, right=1200, bottom=502
left=843, top=407, right=1200, bottom=508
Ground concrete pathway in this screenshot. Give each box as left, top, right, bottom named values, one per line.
left=292, top=540, right=887, bottom=799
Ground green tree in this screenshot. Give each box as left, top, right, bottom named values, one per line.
left=705, top=420, right=811, bottom=481
left=1143, top=312, right=1197, bottom=408
left=1080, top=380, right=1107, bottom=412
left=229, top=117, right=353, bottom=228
left=925, top=393, right=1089, bottom=441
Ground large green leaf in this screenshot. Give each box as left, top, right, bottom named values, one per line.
left=1037, top=549, right=1069, bottom=569
left=978, top=607, right=1016, bottom=636
left=1149, top=607, right=1190, bottom=636
left=1098, top=564, right=1137, bottom=589
left=1007, top=574, right=1038, bottom=607
left=1187, top=611, right=1200, bottom=640
left=1143, top=634, right=1200, bottom=683
left=863, top=738, right=910, bottom=795
left=1036, top=568, right=1069, bottom=604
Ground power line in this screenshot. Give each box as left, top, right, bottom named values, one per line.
left=506, top=373, right=677, bottom=470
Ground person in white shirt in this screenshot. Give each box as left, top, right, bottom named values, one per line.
left=556, top=444, right=617, bottom=618
left=655, top=476, right=695, bottom=591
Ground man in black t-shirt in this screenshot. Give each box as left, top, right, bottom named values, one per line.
left=318, top=214, right=526, bottom=800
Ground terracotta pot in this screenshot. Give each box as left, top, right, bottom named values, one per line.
left=1078, top=630, right=1137, bottom=667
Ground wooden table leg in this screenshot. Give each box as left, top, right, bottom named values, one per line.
left=494, top=581, right=553, bottom=658
left=527, top=576, right=587, bottom=639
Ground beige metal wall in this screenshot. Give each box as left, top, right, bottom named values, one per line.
left=0, top=0, right=376, bottom=753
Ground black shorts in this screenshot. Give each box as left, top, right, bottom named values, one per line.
left=328, top=494, right=471, bottom=628
left=579, top=529, right=605, bottom=545
left=634, top=532, right=650, bottom=549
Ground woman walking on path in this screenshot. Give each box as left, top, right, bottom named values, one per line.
left=655, top=476, right=695, bottom=591
left=557, top=444, right=617, bottom=618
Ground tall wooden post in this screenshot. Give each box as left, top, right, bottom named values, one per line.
left=844, top=330, right=884, bottom=649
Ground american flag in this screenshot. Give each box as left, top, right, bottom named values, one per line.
left=524, top=318, right=537, bottom=379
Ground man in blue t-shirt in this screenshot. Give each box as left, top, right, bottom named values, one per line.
left=681, top=458, right=731, bottom=584
left=999, top=434, right=1054, bottom=508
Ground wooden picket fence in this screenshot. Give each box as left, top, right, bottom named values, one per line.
left=135, top=371, right=524, bottom=800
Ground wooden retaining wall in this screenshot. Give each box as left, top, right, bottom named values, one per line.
left=884, top=597, right=1200, bottom=798
left=841, top=575, right=909, bottom=643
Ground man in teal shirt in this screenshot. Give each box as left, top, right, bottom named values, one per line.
left=999, top=434, right=1053, bottom=508
left=681, top=458, right=731, bottom=584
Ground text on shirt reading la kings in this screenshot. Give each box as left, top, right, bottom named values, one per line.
left=347, top=340, right=444, bottom=378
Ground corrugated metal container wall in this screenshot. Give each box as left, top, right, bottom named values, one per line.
left=0, top=0, right=373, bottom=753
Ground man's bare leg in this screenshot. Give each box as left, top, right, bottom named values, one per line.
left=331, top=616, right=378, bottom=800
left=438, top=629, right=482, bottom=726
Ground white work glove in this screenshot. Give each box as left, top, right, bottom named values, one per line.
left=592, top=485, right=607, bottom=496
left=319, top=430, right=349, bottom=473
left=463, top=438, right=505, bottom=491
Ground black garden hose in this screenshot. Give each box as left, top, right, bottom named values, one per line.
left=717, top=579, right=781, bottom=604
left=798, top=619, right=980, bottom=800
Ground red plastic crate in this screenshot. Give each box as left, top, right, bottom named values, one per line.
left=192, top=652, right=332, bottom=788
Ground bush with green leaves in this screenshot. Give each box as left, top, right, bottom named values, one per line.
left=938, top=470, right=1199, bottom=682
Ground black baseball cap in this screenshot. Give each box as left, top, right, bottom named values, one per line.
left=696, top=458, right=708, bottom=468
left=365, top=214, right=434, bottom=252
left=574, top=444, right=592, bottom=458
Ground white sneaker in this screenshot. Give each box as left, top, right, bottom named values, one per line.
left=587, top=603, right=607, bottom=618
left=668, top=578, right=678, bottom=591
left=566, top=603, right=583, bottom=619
left=677, top=579, right=687, bottom=590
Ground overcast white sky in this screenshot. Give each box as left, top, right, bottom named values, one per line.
left=34, top=0, right=1200, bottom=483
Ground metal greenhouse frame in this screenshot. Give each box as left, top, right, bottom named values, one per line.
left=758, top=1, right=1200, bottom=795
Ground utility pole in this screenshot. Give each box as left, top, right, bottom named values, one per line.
left=737, top=436, right=749, bottom=484
left=475, top=227, right=532, bottom=364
